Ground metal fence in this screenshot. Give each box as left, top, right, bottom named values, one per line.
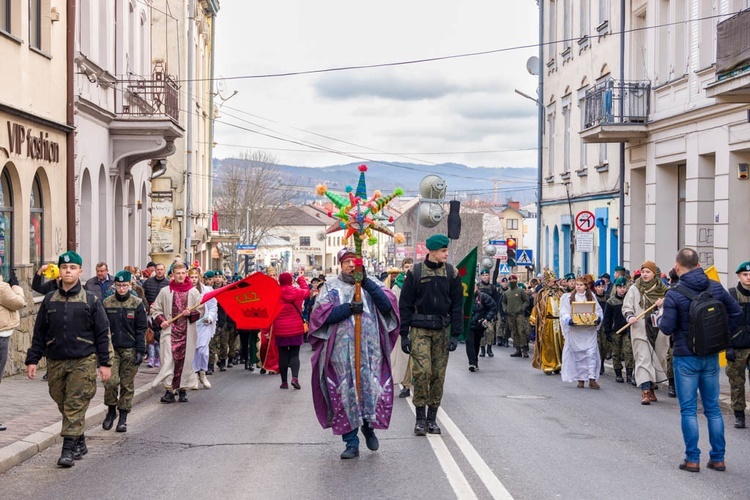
left=116, top=66, right=179, bottom=123
left=583, top=80, right=650, bottom=129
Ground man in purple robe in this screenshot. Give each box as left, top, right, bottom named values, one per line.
left=310, top=248, right=400, bottom=459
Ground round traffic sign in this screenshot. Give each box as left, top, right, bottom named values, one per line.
left=575, top=210, right=595, bottom=232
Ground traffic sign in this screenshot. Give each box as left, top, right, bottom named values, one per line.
left=489, top=239, right=507, bottom=261
left=499, top=263, right=511, bottom=274
left=516, top=249, right=533, bottom=266
left=237, top=244, right=257, bottom=255
left=575, top=210, right=595, bottom=232
left=575, top=232, right=594, bottom=252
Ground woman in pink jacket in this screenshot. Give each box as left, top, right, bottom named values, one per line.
left=271, top=273, right=310, bottom=389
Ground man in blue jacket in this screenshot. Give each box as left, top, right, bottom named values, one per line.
left=658, top=248, right=742, bottom=473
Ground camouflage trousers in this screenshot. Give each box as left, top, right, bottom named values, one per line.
left=480, top=320, right=496, bottom=347
left=725, top=347, right=750, bottom=412
left=410, top=327, right=450, bottom=408
left=507, top=315, right=529, bottom=350
left=610, top=333, right=634, bottom=371
left=104, top=348, right=139, bottom=411
left=666, top=347, right=674, bottom=380
left=227, top=326, right=240, bottom=359
left=47, top=354, right=98, bottom=437
left=209, top=325, right=230, bottom=365
left=597, top=328, right=610, bottom=363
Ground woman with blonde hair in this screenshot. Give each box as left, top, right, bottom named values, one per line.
left=188, top=268, right=216, bottom=389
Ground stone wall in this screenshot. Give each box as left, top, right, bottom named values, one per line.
left=3, top=265, right=46, bottom=378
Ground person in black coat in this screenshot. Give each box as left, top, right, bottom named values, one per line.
left=466, top=286, right=497, bottom=372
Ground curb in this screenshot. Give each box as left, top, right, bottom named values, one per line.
left=0, top=382, right=160, bottom=474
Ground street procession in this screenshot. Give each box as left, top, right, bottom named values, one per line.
left=2, top=1, right=750, bottom=499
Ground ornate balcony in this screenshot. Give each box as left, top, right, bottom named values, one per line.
left=580, top=79, right=650, bottom=143
left=705, top=9, right=750, bottom=102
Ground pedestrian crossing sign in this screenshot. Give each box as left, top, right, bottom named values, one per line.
left=499, top=263, right=511, bottom=274
left=516, top=249, right=533, bottom=266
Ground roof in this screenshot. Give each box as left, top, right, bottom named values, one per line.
left=276, top=206, right=328, bottom=227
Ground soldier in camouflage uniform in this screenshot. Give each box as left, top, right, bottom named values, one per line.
left=496, top=277, right=510, bottom=346
left=594, top=279, right=609, bottom=375
left=26, top=251, right=111, bottom=468
left=477, top=270, right=500, bottom=357
left=726, top=261, right=750, bottom=429
left=502, top=275, right=530, bottom=357
left=399, top=234, right=463, bottom=436
left=602, top=277, right=634, bottom=384
left=102, top=270, right=147, bottom=433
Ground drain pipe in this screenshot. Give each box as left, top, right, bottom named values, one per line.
left=618, top=0, right=626, bottom=267
left=535, top=0, right=544, bottom=273
left=184, top=0, right=195, bottom=263
left=66, top=0, right=76, bottom=250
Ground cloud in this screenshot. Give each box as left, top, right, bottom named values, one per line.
left=314, top=73, right=463, bottom=101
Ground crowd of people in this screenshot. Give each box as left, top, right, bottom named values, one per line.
left=1, top=238, right=748, bottom=472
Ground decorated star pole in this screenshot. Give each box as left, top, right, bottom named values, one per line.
left=315, top=165, right=405, bottom=399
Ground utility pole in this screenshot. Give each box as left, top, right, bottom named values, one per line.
left=184, top=0, right=195, bottom=264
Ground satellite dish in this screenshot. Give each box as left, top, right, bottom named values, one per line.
left=526, top=56, right=540, bottom=76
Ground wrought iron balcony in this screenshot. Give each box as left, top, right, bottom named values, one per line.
left=705, top=8, right=750, bottom=102
left=580, top=79, right=650, bottom=143
left=116, top=65, right=180, bottom=123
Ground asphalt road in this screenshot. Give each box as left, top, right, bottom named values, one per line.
left=2, top=345, right=750, bottom=500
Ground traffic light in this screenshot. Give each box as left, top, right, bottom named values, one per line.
left=417, top=175, right=447, bottom=228
left=506, top=238, right=517, bottom=267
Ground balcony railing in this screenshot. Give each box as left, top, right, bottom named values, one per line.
left=116, top=65, right=179, bottom=124
left=583, top=80, right=650, bottom=130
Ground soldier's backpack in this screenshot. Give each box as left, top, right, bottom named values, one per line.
left=673, top=284, right=729, bottom=356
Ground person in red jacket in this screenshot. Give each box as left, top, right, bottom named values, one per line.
left=269, top=272, right=310, bottom=389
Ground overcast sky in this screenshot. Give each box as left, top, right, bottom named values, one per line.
left=213, top=1, right=540, bottom=170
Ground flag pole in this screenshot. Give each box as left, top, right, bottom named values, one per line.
left=353, top=237, right=364, bottom=401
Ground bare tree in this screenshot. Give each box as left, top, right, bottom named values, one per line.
left=213, top=150, right=295, bottom=269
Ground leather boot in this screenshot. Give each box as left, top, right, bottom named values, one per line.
left=510, top=348, right=522, bottom=357
left=116, top=410, right=128, bottom=432
left=73, top=434, right=88, bottom=460
left=735, top=410, right=746, bottom=429
left=426, top=406, right=442, bottom=434
left=102, top=405, right=117, bottom=430
left=361, top=421, right=379, bottom=451
left=160, top=389, right=175, bottom=403
left=206, top=363, right=214, bottom=375
left=178, top=390, right=188, bottom=402
left=522, top=347, right=529, bottom=358
left=218, top=359, right=227, bottom=372
left=487, top=345, right=494, bottom=357
left=626, top=368, right=635, bottom=386
left=199, top=370, right=212, bottom=389
left=479, top=346, right=486, bottom=357
left=668, top=379, right=676, bottom=398
left=615, top=370, right=624, bottom=383
left=414, top=406, right=427, bottom=436
left=57, top=437, right=76, bottom=468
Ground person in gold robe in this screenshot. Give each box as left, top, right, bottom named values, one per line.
left=530, top=269, right=564, bottom=375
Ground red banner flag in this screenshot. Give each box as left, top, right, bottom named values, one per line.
left=201, top=273, right=282, bottom=329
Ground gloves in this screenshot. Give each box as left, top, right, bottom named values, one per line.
left=350, top=301, right=364, bottom=315
left=134, top=352, right=145, bottom=366
left=448, top=336, right=458, bottom=352
left=568, top=319, right=576, bottom=326
left=7, top=270, right=19, bottom=287
left=401, top=335, right=411, bottom=354
left=726, top=348, right=736, bottom=362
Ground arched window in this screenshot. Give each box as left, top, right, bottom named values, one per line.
left=30, top=175, right=43, bottom=271
left=0, top=169, right=13, bottom=280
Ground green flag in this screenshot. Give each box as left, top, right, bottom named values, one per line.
left=456, top=246, right=478, bottom=342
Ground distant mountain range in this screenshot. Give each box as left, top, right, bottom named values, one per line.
left=213, top=159, right=538, bottom=205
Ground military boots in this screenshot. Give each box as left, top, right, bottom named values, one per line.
left=479, top=346, right=486, bottom=357
left=73, top=434, right=88, bottom=460
left=102, top=405, right=117, bottom=430
left=486, top=345, right=494, bottom=357
left=116, top=410, right=128, bottom=433
left=626, top=368, right=635, bottom=386
left=57, top=437, right=77, bottom=468
left=426, top=406, right=441, bottom=434
left=735, top=410, right=746, bottom=429
left=414, top=406, right=427, bottom=436
left=615, top=370, right=624, bottom=383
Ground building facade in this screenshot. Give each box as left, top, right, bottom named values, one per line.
left=540, top=0, right=624, bottom=278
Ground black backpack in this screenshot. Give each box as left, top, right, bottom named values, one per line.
left=673, top=284, right=729, bottom=356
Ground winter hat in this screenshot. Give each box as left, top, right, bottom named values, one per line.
left=58, top=251, right=82, bottom=266
left=425, top=234, right=450, bottom=250
left=736, top=261, right=750, bottom=274
left=614, top=277, right=627, bottom=287
left=640, top=261, right=658, bottom=275
left=594, top=279, right=605, bottom=287
left=279, top=272, right=293, bottom=285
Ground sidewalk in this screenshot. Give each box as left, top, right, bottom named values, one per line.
left=0, top=365, right=162, bottom=474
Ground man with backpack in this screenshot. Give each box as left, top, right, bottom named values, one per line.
left=399, top=234, right=463, bottom=436
left=725, top=261, right=750, bottom=429
left=658, top=248, right=742, bottom=473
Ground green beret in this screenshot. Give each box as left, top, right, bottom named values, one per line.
left=615, top=266, right=627, bottom=273
left=564, top=273, right=575, bottom=280
left=614, top=276, right=627, bottom=286
left=736, top=261, right=750, bottom=274
left=426, top=234, right=450, bottom=251
left=58, top=251, right=82, bottom=266
left=214, top=270, right=224, bottom=276
left=114, top=270, right=132, bottom=283
left=204, top=270, right=215, bottom=278
left=517, top=283, right=526, bottom=289
left=480, top=270, right=490, bottom=275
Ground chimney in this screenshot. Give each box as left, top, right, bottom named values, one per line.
left=509, top=200, right=520, bottom=211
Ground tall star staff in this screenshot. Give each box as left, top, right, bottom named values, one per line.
left=315, top=165, right=404, bottom=397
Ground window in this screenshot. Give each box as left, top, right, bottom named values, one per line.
left=578, top=95, right=588, bottom=167
left=563, top=0, right=571, bottom=49
left=598, top=0, right=609, bottom=23
left=404, top=232, right=413, bottom=247
left=1, top=0, right=10, bottom=33
left=547, top=109, right=556, bottom=176
left=29, top=0, right=40, bottom=49
left=548, top=1, right=557, bottom=61
left=580, top=0, right=590, bottom=37
left=299, top=236, right=311, bottom=247
left=598, top=143, right=608, bottom=165
left=30, top=175, right=43, bottom=271
left=506, top=219, right=519, bottom=230
left=0, top=170, right=13, bottom=281
left=563, top=105, right=571, bottom=173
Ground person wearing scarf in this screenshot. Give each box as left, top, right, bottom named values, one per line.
left=560, top=276, right=604, bottom=388
left=530, top=269, right=565, bottom=374
left=622, top=260, right=669, bottom=405
left=151, top=262, right=203, bottom=403
left=389, top=257, right=413, bottom=398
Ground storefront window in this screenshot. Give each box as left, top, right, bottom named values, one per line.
left=30, top=175, right=42, bottom=271
left=0, top=170, right=13, bottom=281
